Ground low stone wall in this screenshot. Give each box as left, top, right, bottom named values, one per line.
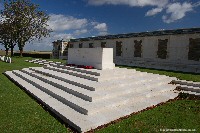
left=14, top=52, right=52, bottom=59
left=115, top=58, right=200, bottom=73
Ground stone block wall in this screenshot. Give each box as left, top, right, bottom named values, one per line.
left=68, top=48, right=115, bottom=70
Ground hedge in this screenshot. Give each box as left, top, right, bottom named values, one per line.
left=14, top=52, right=52, bottom=59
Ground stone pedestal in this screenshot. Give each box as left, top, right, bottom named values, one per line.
left=68, top=48, right=115, bottom=70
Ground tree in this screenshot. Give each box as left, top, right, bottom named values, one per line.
left=0, top=19, right=17, bottom=56
left=1, top=0, right=51, bottom=57
left=0, top=22, right=9, bottom=56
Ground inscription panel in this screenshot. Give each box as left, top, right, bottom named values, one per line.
left=188, top=38, right=200, bottom=61
left=134, top=40, right=142, bottom=57
left=157, top=39, right=168, bottom=59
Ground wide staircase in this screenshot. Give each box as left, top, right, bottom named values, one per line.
left=171, top=80, right=200, bottom=96
left=4, top=59, right=179, bottom=132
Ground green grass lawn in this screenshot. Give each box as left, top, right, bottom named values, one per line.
left=0, top=57, right=199, bottom=133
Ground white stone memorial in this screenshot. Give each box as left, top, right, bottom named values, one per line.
left=68, top=48, right=115, bottom=70
left=0, top=56, right=12, bottom=63
left=8, top=57, right=11, bottom=63
left=3, top=56, right=6, bottom=62
left=5, top=57, right=9, bottom=63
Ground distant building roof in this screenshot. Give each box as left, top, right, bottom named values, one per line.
left=70, top=27, right=200, bottom=42
left=52, top=39, right=72, bottom=43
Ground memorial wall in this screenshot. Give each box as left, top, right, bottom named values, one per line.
left=62, top=28, right=200, bottom=73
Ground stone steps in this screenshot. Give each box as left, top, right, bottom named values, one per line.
left=20, top=68, right=158, bottom=102
left=178, top=90, right=200, bottom=96
left=30, top=67, right=137, bottom=91
left=4, top=71, right=93, bottom=132
left=88, top=85, right=175, bottom=115
left=171, top=79, right=200, bottom=95
left=86, top=91, right=178, bottom=131
left=27, top=59, right=62, bottom=66
left=53, top=63, right=175, bottom=81
left=172, top=79, right=200, bottom=87
left=14, top=72, right=175, bottom=115
left=49, top=64, right=102, bottom=76
left=22, top=68, right=173, bottom=103
left=52, top=64, right=172, bottom=83
left=44, top=65, right=100, bottom=81
left=44, top=65, right=167, bottom=82
left=5, top=70, right=178, bottom=132
left=48, top=64, right=137, bottom=78
left=29, top=67, right=173, bottom=92
left=29, top=67, right=97, bottom=91
left=12, top=70, right=90, bottom=115
left=176, top=85, right=200, bottom=93
left=4, top=62, right=179, bottom=132
left=50, top=63, right=137, bottom=77
left=94, top=83, right=174, bottom=102
left=27, top=59, right=175, bottom=81
left=11, top=69, right=175, bottom=116
left=21, top=68, right=93, bottom=102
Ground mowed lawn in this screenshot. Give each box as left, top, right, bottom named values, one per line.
left=0, top=57, right=68, bottom=132
left=0, top=57, right=199, bottom=133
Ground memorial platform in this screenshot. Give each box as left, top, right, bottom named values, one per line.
left=4, top=62, right=179, bottom=132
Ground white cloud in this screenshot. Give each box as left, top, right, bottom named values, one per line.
left=48, top=14, right=88, bottom=32
left=94, top=23, right=108, bottom=35
left=87, top=0, right=200, bottom=23
left=27, top=32, right=73, bottom=48
left=146, top=7, right=163, bottom=16
left=0, top=6, right=109, bottom=51
left=193, top=1, right=200, bottom=7
left=98, top=31, right=108, bottom=36
left=94, top=23, right=107, bottom=32
left=25, top=32, right=74, bottom=51
left=162, top=2, right=193, bottom=23
left=23, top=14, right=109, bottom=51
left=87, top=0, right=169, bottom=7
left=52, top=33, right=73, bottom=40
left=74, top=29, right=88, bottom=35
left=91, top=21, right=99, bottom=26
left=48, top=14, right=108, bottom=36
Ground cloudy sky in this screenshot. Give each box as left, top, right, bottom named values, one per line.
left=0, top=0, right=200, bottom=51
